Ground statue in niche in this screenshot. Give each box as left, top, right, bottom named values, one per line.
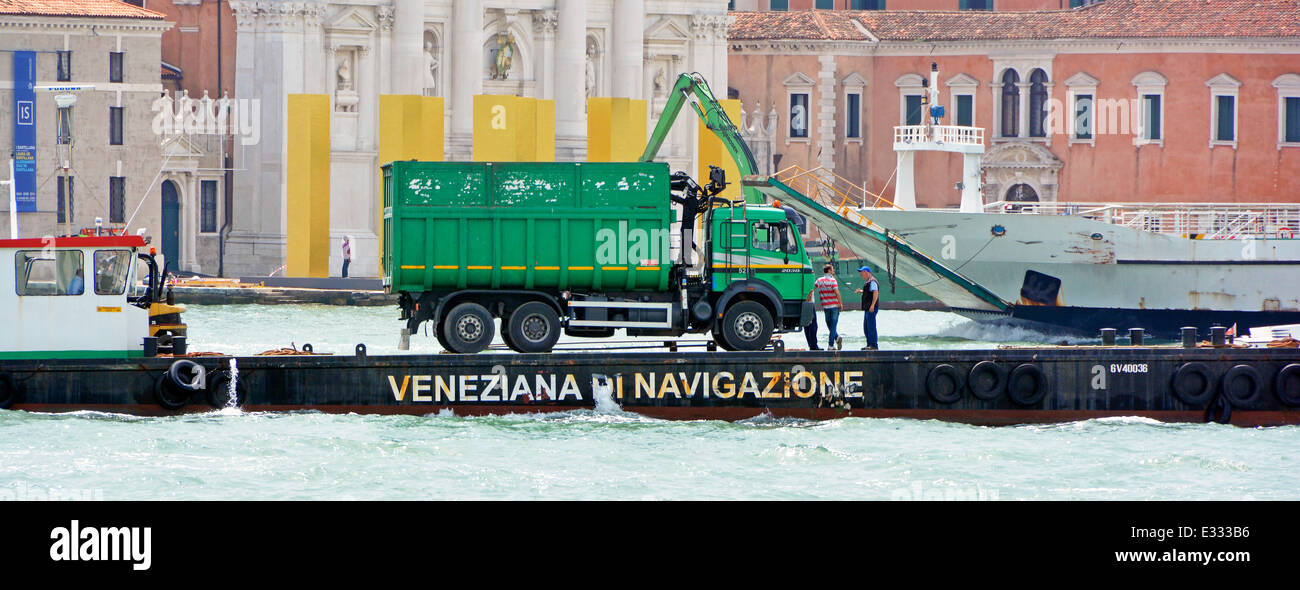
left=654, top=66, right=667, bottom=96
left=491, top=33, right=515, bottom=81
left=584, top=41, right=597, bottom=98
left=337, top=55, right=353, bottom=92
left=422, top=40, right=439, bottom=95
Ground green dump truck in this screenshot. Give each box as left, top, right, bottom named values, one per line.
left=383, top=160, right=814, bottom=353
left=383, top=73, right=814, bottom=353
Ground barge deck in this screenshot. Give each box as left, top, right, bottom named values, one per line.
left=2, top=347, right=1298, bottom=427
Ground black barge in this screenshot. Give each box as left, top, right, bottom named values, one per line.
left=2, top=346, right=1299, bottom=427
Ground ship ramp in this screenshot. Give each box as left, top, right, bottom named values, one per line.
left=743, top=172, right=1009, bottom=314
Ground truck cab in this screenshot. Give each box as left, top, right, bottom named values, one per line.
left=705, top=204, right=814, bottom=346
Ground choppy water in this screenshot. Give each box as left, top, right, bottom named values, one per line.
left=2, top=305, right=1296, bottom=501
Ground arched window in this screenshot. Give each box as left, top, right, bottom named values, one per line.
left=1006, top=184, right=1039, bottom=202
left=1001, top=69, right=1020, bottom=137
left=1029, top=69, right=1049, bottom=138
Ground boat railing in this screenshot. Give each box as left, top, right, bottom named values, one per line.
left=893, top=125, right=984, bottom=147
left=982, top=201, right=1300, bottom=239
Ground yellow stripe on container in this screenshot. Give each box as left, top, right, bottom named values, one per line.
left=400, top=265, right=425, bottom=270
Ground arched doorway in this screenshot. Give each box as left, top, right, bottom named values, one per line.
left=1006, top=183, right=1039, bottom=202
left=161, top=180, right=180, bottom=272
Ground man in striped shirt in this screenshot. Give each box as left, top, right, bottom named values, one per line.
left=811, top=264, right=842, bottom=350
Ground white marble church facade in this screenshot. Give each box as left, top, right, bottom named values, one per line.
left=224, top=0, right=732, bottom=277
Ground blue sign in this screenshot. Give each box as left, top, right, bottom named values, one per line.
left=13, top=51, right=37, bottom=213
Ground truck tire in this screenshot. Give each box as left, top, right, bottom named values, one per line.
left=506, top=302, right=561, bottom=353
left=712, top=331, right=735, bottom=352
left=442, top=302, right=495, bottom=354
left=720, top=301, right=773, bottom=352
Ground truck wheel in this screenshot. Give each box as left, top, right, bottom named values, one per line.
left=442, top=302, right=495, bottom=353
left=712, top=331, right=735, bottom=352
left=507, top=302, right=561, bottom=353
left=721, top=301, right=773, bottom=352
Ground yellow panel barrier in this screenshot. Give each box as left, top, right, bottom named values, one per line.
left=286, top=94, right=330, bottom=278
left=587, top=97, right=647, bottom=162
left=698, top=98, right=742, bottom=200
left=379, top=95, right=444, bottom=268
left=473, top=95, right=554, bottom=162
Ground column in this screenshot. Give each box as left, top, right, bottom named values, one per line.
left=451, top=0, right=484, bottom=138
left=1017, top=81, right=1032, bottom=139
left=612, top=0, right=644, bottom=99
left=392, top=0, right=424, bottom=96
left=555, top=0, right=585, bottom=139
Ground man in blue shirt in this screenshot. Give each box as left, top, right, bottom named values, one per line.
left=67, top=268, right=84, bottom=295
left=854, top=266, right=879, bottom=350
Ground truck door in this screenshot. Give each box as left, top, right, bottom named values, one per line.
left=752, top=221, right=807, bottom=300
left=715, top=218, right=750, bottom=290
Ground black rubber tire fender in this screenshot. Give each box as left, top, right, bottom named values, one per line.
left=442, top=302, right=496, bottom=354
left=925, top=364, right=964, bottom=404
left=507, top=302, right=561, bottom=353
left=1007, top=363, right=1050, bottom=406
left=1221, top=364, right=1261, bottom=408
left=967, top=361, right=1006, bottom=401
left=167, top=360, right=205, bottom=392
left=1170, top=362, right=1215, bottom=408
left=1277, top=364, right=1300, bottom=408
left=720, top=300, right=774, bottom=352
left=207, top=371, right=249, bottom=408
left=1206, top=394, right=1232, bottom=425
left=0, top=373, right=17, bottom=410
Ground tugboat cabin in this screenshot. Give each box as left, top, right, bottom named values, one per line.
left=1, top=236, right=150, bottom=359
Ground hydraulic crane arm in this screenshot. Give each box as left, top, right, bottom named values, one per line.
left=639, top=73, right=762, bottom=203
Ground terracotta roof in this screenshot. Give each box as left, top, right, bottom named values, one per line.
left=729, top=0, right=1300, bottom=42
left=0, top=0, right=165, bottom=20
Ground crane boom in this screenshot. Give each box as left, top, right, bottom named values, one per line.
left=639, top=73, right=762, bottom=203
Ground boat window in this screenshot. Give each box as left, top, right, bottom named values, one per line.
left=94, top=250, right=131, bottom=295
left=15, top=250, right=84, bottom=296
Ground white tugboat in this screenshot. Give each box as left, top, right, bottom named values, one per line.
left=0, top=234, right=186, bottom=359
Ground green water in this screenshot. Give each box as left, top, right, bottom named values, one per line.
left=1, top=305, right=1295, bottom=501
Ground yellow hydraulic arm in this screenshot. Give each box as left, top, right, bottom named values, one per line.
left=639, top=72, right=763, bottom=203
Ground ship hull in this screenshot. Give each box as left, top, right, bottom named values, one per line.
left=863, top=209, right=1300, bottom=337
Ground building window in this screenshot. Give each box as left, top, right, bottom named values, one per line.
left=1287, top=97, right=1300, bottom=144
left=852, top=0, right=885, bottom=7
left=1000, top=69, right=1020, bottom=137
left=1205, top=73, right=1240, bottom=148
left=1071, top=0, right=1104, bottom=6
left=1272, top=74, right=1300, bottom=147
left=770, top=0, right=789, bottom=10
left=904, top=95, right=923, bottom=126
left=109, top=52, right=123, bottom=83
left=846, top=93, right=861, bottom=139
left=1074, top=94, right=1093, bottom=140
left=1214, top=95, right=1235, bottom=143
left=110, top=107, right=124, bottom=145
left=816, top=0, right=834, bottom=8
left=956, top=94, right=973, bottom=127
left=1132, top=71, right=1167, bottom=146
left=1142, top=95, right=1162, bottom=141
left=109, top=177, right=125, bottom=224
left=201, top=180, right=219, bottom=233
left=56, top=51, right=72, bottom=82
left=961, top=0, right=993, bottom=10
left=57, top=177, right=74, bottom=225
left=1028, top=69, right=1049, bottom=138
left=789, top=93, right=809, bottom=138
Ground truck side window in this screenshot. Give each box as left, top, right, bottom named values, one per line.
left=94, top=250, right=131, bottom=295
left=15, top=250, right=84, bottom=296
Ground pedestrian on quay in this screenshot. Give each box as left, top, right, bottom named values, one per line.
left=855, top=265, right=879, bottom=350
left=811, top=263, right=842, bottom=350
left=803, top=287, right=821, bottom=350
left=341, top=235, right=353, bottom=278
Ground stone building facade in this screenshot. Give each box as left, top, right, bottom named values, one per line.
left=728, top=0, right=1300, bottom=211
left=222, top=0, right=732, bottom=278
left=0, top=1, right=171, bottom=250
